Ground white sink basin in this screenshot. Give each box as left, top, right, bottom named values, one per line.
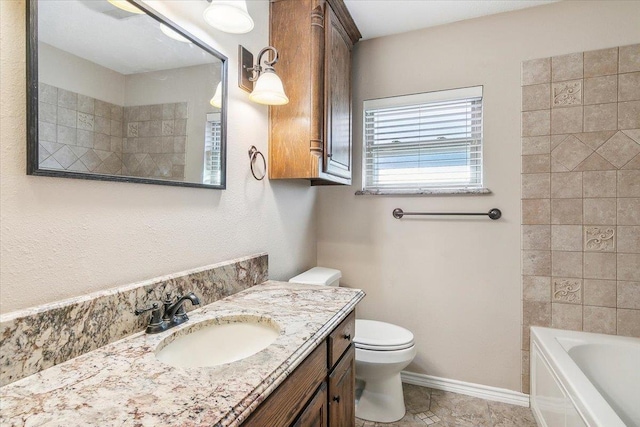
left=155, top=316, right=280, bottom=368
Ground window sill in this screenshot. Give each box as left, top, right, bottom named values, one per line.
left=355, top=188, right=492, bottom=196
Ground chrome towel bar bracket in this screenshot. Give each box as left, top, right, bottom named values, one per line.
left=392, top=208, right=502, bottom=220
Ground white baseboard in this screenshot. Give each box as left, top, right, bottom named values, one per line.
left=401, top=371, right=530, bottom=407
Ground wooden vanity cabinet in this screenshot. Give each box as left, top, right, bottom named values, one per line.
left=242, top=311, right=356, bottom=427
left=268, top=0, right=361, bottom=185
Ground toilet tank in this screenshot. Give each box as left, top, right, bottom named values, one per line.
left=289, top=267, right=342, bottom=287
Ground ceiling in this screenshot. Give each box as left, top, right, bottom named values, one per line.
left=38, top=0, right=219, bottom=75
left=343, top=0, right=560, bottom=40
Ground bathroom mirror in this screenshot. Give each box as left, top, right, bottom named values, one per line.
left=27, top=0, right=228, bottom=189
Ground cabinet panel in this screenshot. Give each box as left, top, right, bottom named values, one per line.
left=324, top=5, right=352, bottom=180
left=244, top=342, right=328, bottom=427
left=328, top=311, right=355, bottom=368
left=329, top=345, right=355, bottom=427
left=292, top=383, right=328, bottom=427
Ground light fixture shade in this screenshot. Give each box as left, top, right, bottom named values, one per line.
left=108, top=0, right=144, bottom=14
left=160, top=24, right=190, bottom=43
left=210, top=82, right=222, bottom=108
left=249, top=71, right=289, bottom=105
left=203, top=0, right=254, bottom=34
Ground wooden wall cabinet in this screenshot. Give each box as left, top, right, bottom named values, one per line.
left=243, top=311, right=356, bottom=427
left=269, top=0, right=361, bottom=185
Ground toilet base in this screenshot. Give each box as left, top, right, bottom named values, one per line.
left=355, top=372, right=406, bottom=423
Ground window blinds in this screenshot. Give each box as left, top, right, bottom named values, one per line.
left=363, top=86, right=483, bottom=192
left=203, top=112, right=222, bottom=185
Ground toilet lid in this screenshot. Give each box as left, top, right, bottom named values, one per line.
left=354, top=319, right=414, bottom=351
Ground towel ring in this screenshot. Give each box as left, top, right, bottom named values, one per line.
left=248, top=146, right=266, bottom=180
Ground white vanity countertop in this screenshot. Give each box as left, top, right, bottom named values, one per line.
left=0, top=281, right=365, bottom=427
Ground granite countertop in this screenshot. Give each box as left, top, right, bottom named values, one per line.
left=0, top=281, right=365, bottom=427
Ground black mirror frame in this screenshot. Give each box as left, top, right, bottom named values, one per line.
left=26, top=0, right=228, bottom=190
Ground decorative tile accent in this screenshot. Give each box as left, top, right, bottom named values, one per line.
left=127, top=122, right=139, bottom=137
left=0, top=253, right=268, bottom=386
left=77, top=112, right=94, bottom=131
left=552, top=80, right=582, bottom=107
left=585, top=227, right=615, bottom=252
left=553, top=279, right=582, bottom=303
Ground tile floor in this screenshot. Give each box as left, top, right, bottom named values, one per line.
left=356, top=384, right=537, bottom=427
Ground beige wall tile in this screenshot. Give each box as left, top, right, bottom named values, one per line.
left=584, top=279, right=617, bottom=307
left=523, top=84, right=551, bottom=111
left=523, top=301, right=551, bottom=327
left=523, top=199, right=551, bottom=225
left=522, top=374, right=530, bottom=394
left=523, top=225, right=551, bottom=250
left=618, top=198, right=640, bottom=225
left=552, top=303, right=582, bottom=330
left=551, top=106, right=583, bottom=134
left=619, top=101, right=640, bottom=129
left=617, top=309, right=640, bottom=337
left=551, top=199, right=582, bottom=225
left=523, top=276, right=551, bottom=302
left=522, top=110, right=550, bottom=136
left=523, top=57, right=551, bottom=85
left=552, top=251, right=582, bottom=278
left=583, top=76, right=617, bottom=105
left=596, top=131, right=640, bottom=168
left=551, top=225, right=583, bottom=251
left=623, top=154, right=640, bottom=170
left=584, top=47, right=618, bottom=77
left=584, top=103, right=617, bottom=132
left=618, top=253, right=640, bottom=281
left=584, top=252, right=617, bottom=280
left=522, top=136, right=550, bottom=155
left=619, top=44, right=640, bottom=73
left=522, top=350, right=530, bottom=376
left=583, top=306, right=616, bottom=334
left=617, top=226, right=640, bottom=253
left=621, top=129, right=640, bottom=144
left=583, top=170, right=617, bottom=198
left=551, top=157, right=570, bottom=172
left=574, top=153, right=616, bottom=171
left=550, top=135, right=592, bottom=170
left=552, top=80, right=582, bottom=108
left=619, top=72, right=640, bottom=102
left=583, top=198, right=616, bottom=225
left=575, top=131, right=616, bottom=151
left=522, top=155, right=550, bottom=173
left=551, top=172, right=582, bottom=198
left=551, top=134, right=569, bottom=151
left=618, top=170, right=640, bottom=197
left=584, top=226, right=616, bottom=252
left=618, top=281, right=640, bottom=309
left=552, top=53, right=583, bottom=82
left=523, top=250, right=551, bottom=276
left=522, top=173, right=550, bottom=199
left=522, top=326, right=531, bottom=351
left=552, top=278, right=582, bottom=304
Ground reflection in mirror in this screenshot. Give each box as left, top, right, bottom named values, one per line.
left=29, top=0, right=227, bottom=189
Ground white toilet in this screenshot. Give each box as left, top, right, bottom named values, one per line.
left=289, top=267, right=416, bottom=423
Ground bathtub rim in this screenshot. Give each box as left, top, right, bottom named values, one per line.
left=530, top=326, right=636, bottom=427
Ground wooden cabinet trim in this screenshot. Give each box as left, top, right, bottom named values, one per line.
left=325, top=0, right=361, bottom=44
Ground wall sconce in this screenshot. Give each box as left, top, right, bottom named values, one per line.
left=203, top=0, right=254, bottom=34
left=238, top=45, right=289, bottom=106
left=210, top=82, right=222, bottom=108
left=107, top=0, right=144, bottom=14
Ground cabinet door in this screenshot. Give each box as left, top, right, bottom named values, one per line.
left=328, top=345, right=355, bottom=427
left=324, top=5, right=352, bottom=180
left=292, top=383, right=328, bottom=427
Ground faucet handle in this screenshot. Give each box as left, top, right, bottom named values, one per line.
left=134, top=302, right=159, bottom=316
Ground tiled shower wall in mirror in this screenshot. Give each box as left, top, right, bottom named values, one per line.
left=38, top=83, right=187, bottom=179
left=521, top=44, right=640, bottom=393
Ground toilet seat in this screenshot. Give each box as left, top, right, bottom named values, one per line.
left=355, top=319, right=414, bottom=351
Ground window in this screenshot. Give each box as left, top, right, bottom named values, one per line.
left=362, top=86, right=483, bottom=193
left=203, top=112, right=222, bottom=185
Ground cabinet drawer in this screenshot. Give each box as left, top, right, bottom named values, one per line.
left=243, top=341, right=328, bottom=427
left=328, top=311, right=355, bottom=368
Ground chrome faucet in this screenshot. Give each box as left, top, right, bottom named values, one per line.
left=135, top=292, right=201, bottom=334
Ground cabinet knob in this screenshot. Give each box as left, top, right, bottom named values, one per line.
left=332, top=395, right=341, bottom=403
left=327, top=153, right=333, bottom=158
left=343, top=333, right=351, bottom=341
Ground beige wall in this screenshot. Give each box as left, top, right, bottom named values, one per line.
left=0, top=0, right=317, bottom=314
left=317, top=0, right=640, bottom=392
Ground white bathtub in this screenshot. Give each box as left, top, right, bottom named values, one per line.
left=530, top=327, right=640, bottom=427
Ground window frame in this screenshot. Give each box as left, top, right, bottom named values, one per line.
left=360, top=86, right=489, bottom=196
